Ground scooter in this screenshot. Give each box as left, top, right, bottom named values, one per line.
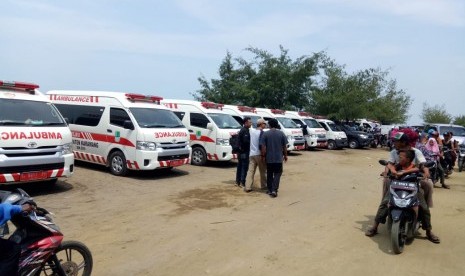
left=379, top=160, right=431, bottom=254
left=0, top=188, right=93, bottom=276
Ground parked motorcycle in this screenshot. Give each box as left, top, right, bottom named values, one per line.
left=458, top=144, right=465, bottom=172
left=379, top=160, right=432, bottom=254
left=0, top=188, right=93, bottom=276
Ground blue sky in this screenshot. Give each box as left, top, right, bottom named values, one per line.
left=1, top=0, right=464, bottom=124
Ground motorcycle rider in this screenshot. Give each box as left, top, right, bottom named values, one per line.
left=0, top=202, right=34, bottom=275
left=365, top=130, right=440, bottom=243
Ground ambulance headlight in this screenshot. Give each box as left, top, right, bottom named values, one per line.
left=216, top=138, right=230, bottom=146
left=61, top=143, right=72, bottom=154
left=137, top=141, right=157, bottom=151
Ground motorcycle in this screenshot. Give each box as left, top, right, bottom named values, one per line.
left=427, top=157, right=440, bottom=184
left=458, top=144, right=465, bottom=172
left=379, top=160, right=433, bottom=254
left=0, top=188, right=93, bottom=276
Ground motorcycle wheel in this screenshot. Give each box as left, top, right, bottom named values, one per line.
left=391, top=220, right=406, bottom=254
left=41, top=241, right=93, bottom=276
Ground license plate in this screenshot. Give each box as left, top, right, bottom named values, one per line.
left=169, top=159, right=184, bottom=167
left=20, top=171, right=48, bottom=182
left=295, top=145, right=305, bottom=150
left=317, top=142, right=327, bottom=147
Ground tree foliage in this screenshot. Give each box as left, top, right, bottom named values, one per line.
left=308, top=55, right=411, bottom=124
left=192, top=46, right=321, bottom=109
left=421, top=103, right=452, bottom=124
left=193, top=47, right=411, bottom=123
left=453, top=115, right=465, bottom=127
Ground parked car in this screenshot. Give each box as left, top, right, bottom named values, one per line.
left=338, top=124, right=374, bottom=149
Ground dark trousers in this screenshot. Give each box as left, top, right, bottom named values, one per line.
left=0, top=238, right=20, bottom=275
left=375, top=191, right=432, bottom=230
left=236, top=153, right=249, bottom=185
left=266, top=163, right=283, bottom=193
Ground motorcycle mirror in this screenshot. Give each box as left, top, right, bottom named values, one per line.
left=379, top=160, right=388, bottom=166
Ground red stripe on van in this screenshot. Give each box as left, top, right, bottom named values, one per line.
left=189, top=134, right=215, bottom=143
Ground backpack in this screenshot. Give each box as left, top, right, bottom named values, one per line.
left=230, top=134, right=240, bottom=154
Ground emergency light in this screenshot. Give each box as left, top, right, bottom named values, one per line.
left=125, top=93, right=163, bottom=104
left=201, top=102, right=224, bottom=110
left=237, top=106, right=256, bottom=113
left=298, top=111, right=312, bottom=117
left=271, top=109, right=285, bottom=115
left=0, top=80, right=39, bottom=93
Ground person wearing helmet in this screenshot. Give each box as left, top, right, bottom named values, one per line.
left=365, top=129, right=441, bottom=243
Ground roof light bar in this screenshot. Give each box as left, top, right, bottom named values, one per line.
left=201, top=102, right=224, bottom=110
left=237, top=105, right=256, bottom=113
left=125, top=93, right=163, bottom=104
left=298, top=111, right=312, bottom=117
left=0, top=80, right=39, bottom=92
left=271, top=109, right=285, bottom=115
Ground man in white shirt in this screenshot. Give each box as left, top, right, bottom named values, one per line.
left=244, top=119, right=267, bottom=192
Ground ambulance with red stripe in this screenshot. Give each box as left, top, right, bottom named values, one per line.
left=221, top=105, right=263, bottom=128
left=255, top=108, right=306, bottom=151
left=48, top=91, right=191, bottom=176
left=285, top=111, right=327, bottom=149
left=0, top=81, right=74, bottom=185
left=161, top=100, right=241, bottom=166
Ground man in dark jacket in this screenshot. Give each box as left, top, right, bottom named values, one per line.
left=235, top=117, right=252, bottom=187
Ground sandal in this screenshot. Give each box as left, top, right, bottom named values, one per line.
left=365, top=227, right=378, bottom=237
left=426, top=233, right=441, bottom=244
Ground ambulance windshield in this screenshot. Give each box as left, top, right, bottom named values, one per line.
left=0, top=99, right=66, bottom=126
left=209, top=113, right=241, bottom=129
left=130, top=108, right=185, bottom=128
left=276, top=117, right=298, bottom=129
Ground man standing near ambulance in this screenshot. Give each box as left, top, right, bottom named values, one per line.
left=244, top=118, right=267, bottom=192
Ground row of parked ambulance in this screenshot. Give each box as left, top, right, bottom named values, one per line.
left=0, top=80, right=349, bottom=186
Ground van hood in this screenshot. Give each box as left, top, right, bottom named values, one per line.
left=139, top=128, right=190, bottom=143
left=0, top=126, right=72, bottom=147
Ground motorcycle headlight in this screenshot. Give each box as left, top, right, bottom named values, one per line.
left=61, top=143, right=72, bottom=154
left=216, top=138, right=230, bottom=146
left=136, top=141, right=157, bottom=151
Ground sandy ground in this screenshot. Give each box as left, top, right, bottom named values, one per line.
left=5, top=148, right=465, bottom=276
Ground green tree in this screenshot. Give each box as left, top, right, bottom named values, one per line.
left=308, top=55, right=411, bottom=123
left=453, top=115, right=465, bottom=127
left=192, top=46, right=321, bottom=109
left=421, top=103, right=452, bottom=124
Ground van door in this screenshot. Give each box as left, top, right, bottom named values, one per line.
left=108, top=107, right=138, bottom=168
left=189, top=112, right=216, bottom=164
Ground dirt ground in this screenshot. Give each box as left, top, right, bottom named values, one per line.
left=6, top=148, right=465, bottom=276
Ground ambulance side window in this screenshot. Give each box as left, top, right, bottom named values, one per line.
left=110, top=108, right=131, bottom=127
left=54, top=104, right=104, bottom=126
left=173, top=111, right=185, bottom=121
left=190, top=112, right=209, bottom=128
left=320, top=123, right=329, bottom=131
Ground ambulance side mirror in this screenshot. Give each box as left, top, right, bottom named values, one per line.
left=123, top=120, right=135, bottom=130
left=206, top=123, right=214, bottom=130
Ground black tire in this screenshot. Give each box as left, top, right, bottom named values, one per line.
left=327, top=140, right=336, bottom=150
left=191, top=147, right=207, bottom=166
left=42, top=240, right=93, bottom=276
left=109, top=151, right=128, bottom=176
left=391, top=220, right=406, bottom=254
left=348, top=139, right=359, bottom=149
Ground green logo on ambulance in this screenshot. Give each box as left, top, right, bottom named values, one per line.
left=195, top=130, right=201, bottom=140
left=115, top=131, right=120, bottom=142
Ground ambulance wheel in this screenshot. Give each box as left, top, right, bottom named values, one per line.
left=191, top=147, right=207, bottom=166
left=109, top=151, right=128, bottom=176
left=327, top=140, right=336, bottom=150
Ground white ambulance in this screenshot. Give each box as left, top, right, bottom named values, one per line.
left=255, top=108, right=305, bottom=151
left=0, top=80, right=74, bottom=185
left=48, top=91, right=191, bottom=176
left=161, top=100, right=241, bottom=166
left=316, top=119, right=348, bottom=150
left=285, top=111, right=327, bottom=149
left=221, top=105, right=263, bottom=127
